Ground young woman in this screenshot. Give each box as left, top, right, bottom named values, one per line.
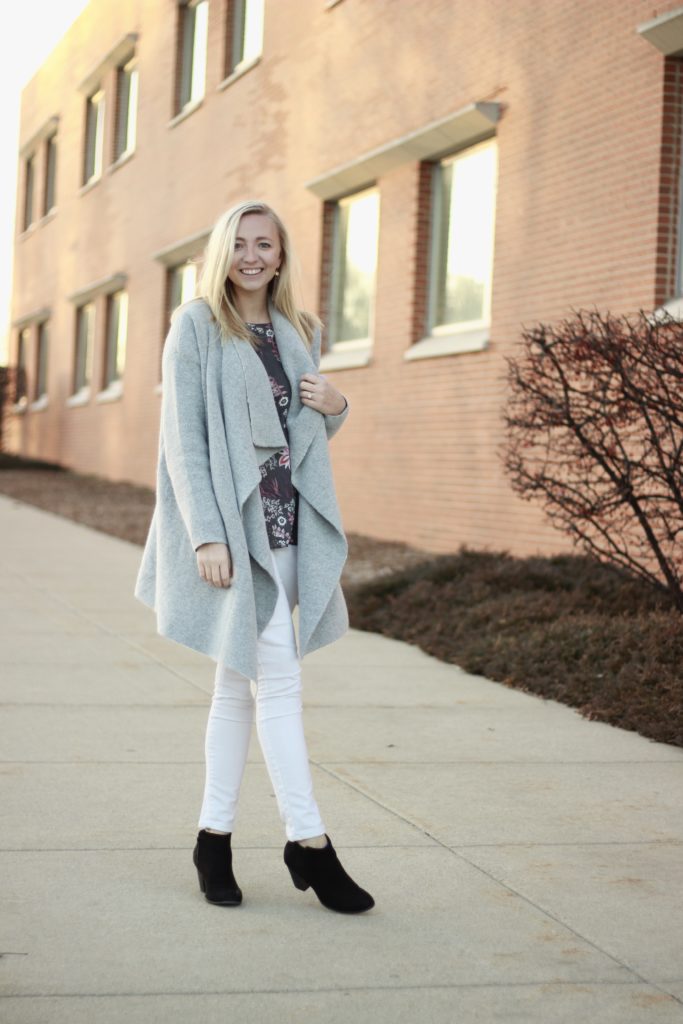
left=134, top=199, right=375, bottom=914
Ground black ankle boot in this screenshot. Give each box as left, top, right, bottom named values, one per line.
left=193, top=829, right=242, bottom=905
left=283, top=834, right=375, bottom=913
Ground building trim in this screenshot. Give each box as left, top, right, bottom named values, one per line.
left=77, top=32, right=139, bottom=95
left=28, top=394, right=49, bottom=413
left=167, top=97, right=204, bottom=129
left=319, top=345, right=372, bottom=371
left=11, top=307, right=51, bottom=327
left=638, top=7, right=683, bottom=55
left=66, top=387, right=91, bottom=408
left=95, top=380, right=124, bottom=403
left=403, top=327, right=489, bottom=361
left=67, top=273, right=127, bottom=305
left=217, top=54, right=262, bottom=91
left=304, top=101, right=502, bottom=200
left=12, top=306, right=51, bottom=329
left=19, top=115, right=60, bottom=159
left=153, top=227, right=212, bottom=265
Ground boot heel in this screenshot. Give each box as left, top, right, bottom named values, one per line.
left=288, top=866, right=310, bottom=891
left=196, top=868, right=206, bottom=893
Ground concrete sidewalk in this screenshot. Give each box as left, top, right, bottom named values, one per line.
left=1, top=491, right=682, bottom=1024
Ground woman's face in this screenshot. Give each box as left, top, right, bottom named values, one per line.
left=226, top=212, right=282, bottom=304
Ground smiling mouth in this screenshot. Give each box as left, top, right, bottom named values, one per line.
left=240, top=268, right=264, bottom=275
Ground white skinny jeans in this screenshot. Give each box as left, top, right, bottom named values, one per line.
left=197, top=544, right=326, bottom=842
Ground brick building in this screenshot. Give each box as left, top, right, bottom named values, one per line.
left=7, top=0, right=683, bottom=556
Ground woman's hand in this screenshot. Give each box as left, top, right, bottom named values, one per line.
left=299, top=372, right=347, bottom=416
left=196, top=542, right=233, bottom=588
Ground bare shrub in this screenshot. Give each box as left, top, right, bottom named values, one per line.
left=502, top=309, right=683, bottom=610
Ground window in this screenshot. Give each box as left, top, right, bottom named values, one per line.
left=43, top=134, right=57, bottom=215
left=114, top=57, right=138, bottom=160
left=73, top=302, right=95, bottom=394
left=329, top=187, right=380, bottom=349
left=178, top=0, right=209, bottom=111
left=161, top=261, right=197, bottom=381
left=83, top=88, right=105, bottom=184
left=167, top=260, right=198, bottom=320
left=23, top=154, right=35, bottom=230
left=228, top=0, right=264, bottom=75
left=15, top=329, right=29, bottom=405
left=102, top=290, right=128, bottom=389
left=429, top=138, right=498, bottom=336
left=34, top=321, right=49, bottom=401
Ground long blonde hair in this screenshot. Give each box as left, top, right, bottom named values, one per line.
left=171, top=199, right=322, bottom=351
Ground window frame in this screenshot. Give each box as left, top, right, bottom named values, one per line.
left=323, top=185, right=380, bottom=369
left=43, top=133, right=57, bottom=216
left=71, top=301, right=96, bottom=399
left=22, top=154, right=35, bottom=231
left=114, top=56, right=139, bottom=162
left=100, top=289, right=128, bottom=395
left=177, top=0, right=209, bottom=113
left=405, top=135, right=498, bottom=362
left=83, top=87, right=105, bottom=185
left=33, top=320, right=49, bottom=402
left=229, top=0, right=264, bottom=75
left=14, top=328, right=30, bottom=407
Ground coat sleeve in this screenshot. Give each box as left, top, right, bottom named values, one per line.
left=311, top=325, right=350, bottom=441
left=161, top=311, right=229, bottom=553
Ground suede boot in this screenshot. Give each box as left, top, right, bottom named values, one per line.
left=283, top=834, right=375, bottom=913
left=193, top=829, right=242, bottom=905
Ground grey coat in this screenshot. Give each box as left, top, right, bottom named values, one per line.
left=133, top=295, right=350, bottom=678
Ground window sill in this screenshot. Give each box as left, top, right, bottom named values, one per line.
left=319, top=344, right=372, bottom=371
left=66, top=387, right=91, bottom=407
left=79, top=175, right=102, bottom=196
left=11, top=400, right=28, bottom=414
left=404, top=327, right=489, bottom=361
left=154, top=382, right=162, bottom=395
left=655, top=296, right=683, bottom=320
left=217, top=55, right=262, bottom=91
left=21, top=209, right=58, bottom=235
left=96, top=381, right=123, bottom=403
left=168, top=98, right=204, bottom=129
left=325, top=0, right=346, bottom=7
left=28, top=395, right=49, bottom=412
left=108, top=149, right=135, bottom=174
left=38, top=208, right=57, bottom=225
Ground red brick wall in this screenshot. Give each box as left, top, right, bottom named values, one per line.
left=8, top=0, right=681, bottom=558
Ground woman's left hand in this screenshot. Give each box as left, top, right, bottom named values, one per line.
left=299, top=372, right=347, bottom=415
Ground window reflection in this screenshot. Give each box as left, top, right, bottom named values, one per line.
left=332, top=187, right=380, bottom=345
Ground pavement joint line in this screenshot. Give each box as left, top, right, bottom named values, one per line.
left=313, top=762, right=675, bottom=997
left=4, top=571, right=216, bottom=700
left=449, top=844, right=683, bottom=1003
left=0, top=703, right=208, bottom=708
left=0, top=843, right=440, bottom=853
left=2, top=840, right=681, bottom=852
left=1, top=979, right=677, bottom=999
left=3, top=754, right=683, bottom=765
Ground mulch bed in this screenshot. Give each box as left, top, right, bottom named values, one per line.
left=1, top=452, right=681, bottom=748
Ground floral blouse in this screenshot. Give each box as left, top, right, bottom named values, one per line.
left=246, top=321, right=299, bottom=548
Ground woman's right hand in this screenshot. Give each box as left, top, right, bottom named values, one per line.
left=196, top=542, right=233, bottom=588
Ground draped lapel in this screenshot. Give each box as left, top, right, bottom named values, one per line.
left=228, top=296, right=324, bottom=472
left=228, top=318, right=285, bottom=451
left=266, top=297, right=325, bottom=474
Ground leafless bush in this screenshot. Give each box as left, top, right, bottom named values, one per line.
left=503, top=309, right=683, bottom=610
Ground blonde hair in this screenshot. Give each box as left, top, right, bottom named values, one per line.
left=171, top=199, right=322, bottom=351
